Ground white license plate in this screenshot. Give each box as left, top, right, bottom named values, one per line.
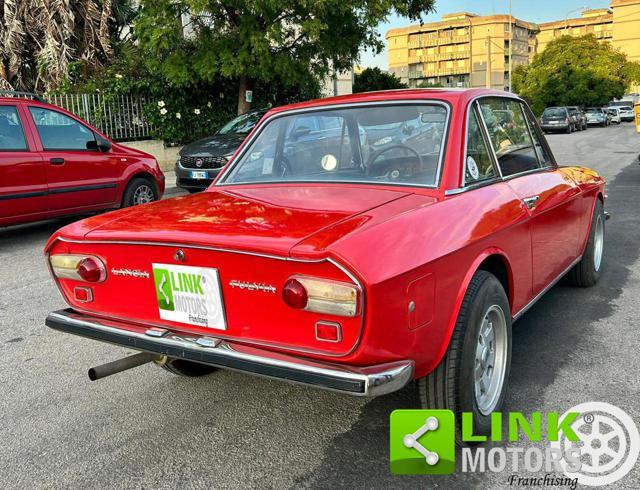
left=152, top=263, right=227, bottom=330
left=190, top=170, right=208, bottom=179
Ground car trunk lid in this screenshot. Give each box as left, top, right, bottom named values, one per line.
left=82, top=185, right=410, bottom=257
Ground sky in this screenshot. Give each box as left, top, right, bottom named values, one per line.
left=360, top=0, right=612, bottom=70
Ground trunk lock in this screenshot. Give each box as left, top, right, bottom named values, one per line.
left=174, top=249, right=186, bottom=262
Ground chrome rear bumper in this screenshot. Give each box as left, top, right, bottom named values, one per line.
left=46, top=309, right=413, bottom=396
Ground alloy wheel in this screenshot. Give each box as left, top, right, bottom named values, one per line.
left=474, top=304, right=509, bottom=415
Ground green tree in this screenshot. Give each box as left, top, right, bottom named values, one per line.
left=513, top=35, right=640, bottom=115
left=135, top=0, right=435, bottom=114
left=353, top=67, right=407, bottom=92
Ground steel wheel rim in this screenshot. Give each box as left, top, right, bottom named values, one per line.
left=133, top=185, right=154, bottom=205
left=474, top=304, right=508, bottom=415
left=593, top=214, right=604, bottom=272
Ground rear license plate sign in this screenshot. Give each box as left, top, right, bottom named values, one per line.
left=190, top=170, right=208, bottom=179
left=152, top=264, right=226, bottom=330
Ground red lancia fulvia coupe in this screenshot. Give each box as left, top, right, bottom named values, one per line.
left=45, top=89, right=606, bottom=437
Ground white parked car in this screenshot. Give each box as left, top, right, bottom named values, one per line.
left=607, top=107, right=621, bottom=124
left=618, top=106, right=635, bottom=122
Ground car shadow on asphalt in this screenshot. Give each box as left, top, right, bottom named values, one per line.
left=296, top=159, right=640, bottom=489
left=0, top=218, right=76, bottom=252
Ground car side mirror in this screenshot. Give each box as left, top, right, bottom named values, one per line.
left=88, top=133, right=112, bottom=152
left=292, top=126, right=311, bottom=140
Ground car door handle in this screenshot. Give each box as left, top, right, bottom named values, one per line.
left=50, top=158, right=65, bottom=165
left=523, top=195, right=540, bottom=209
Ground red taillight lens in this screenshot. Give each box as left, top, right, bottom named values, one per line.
left=50, top=254, right=106, bottom=283
left=74, top=286, right=93, bottom=302
left=77, top=258, right=104, bottom=282
left=282, top=278, right=308, bottom=309
left=282, top=276, right=359, bottom=317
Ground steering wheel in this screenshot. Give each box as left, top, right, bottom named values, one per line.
left=366, top=144, right=423, bottom=178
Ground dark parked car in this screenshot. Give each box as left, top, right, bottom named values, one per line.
left=568, top=106, right=587, bottom=131
left=540, top=107, right=574, bottom=133
left=585, top=107, right=609, bottom=127
left=176, top=110, right=266, bottom=192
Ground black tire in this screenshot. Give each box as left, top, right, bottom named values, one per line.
left=159, top=357, right=218, bottom=377
left=568, top=200, right=605, bottom=287
left=417, top=271, right=512, bottom=445
left=122, top=177, right=158, bottom=208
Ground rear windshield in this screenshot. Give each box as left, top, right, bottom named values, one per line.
left=543, top=108, right=566, bottom=117
left=220, top=104, right=449, bottom=188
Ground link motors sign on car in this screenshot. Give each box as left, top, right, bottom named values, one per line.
left=152, top=263, right=226, bottom=329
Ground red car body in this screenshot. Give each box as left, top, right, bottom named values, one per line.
left=44, top=89, right=605, bottom=400
left=0, top=96, right=164, bottom=228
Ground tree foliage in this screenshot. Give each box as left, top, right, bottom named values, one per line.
left=513, top=35, right=640, bottom=115
left=135, top=0, right=435, bottom=113
left=0, top=0, right=135, bottom=92
left=353, top=67, right=406, bottom=92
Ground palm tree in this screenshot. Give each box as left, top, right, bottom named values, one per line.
left=0, top=0, right=133, bottom=92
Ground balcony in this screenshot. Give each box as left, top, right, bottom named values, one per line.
left=408, top=71, right=423, bottom=79
left=595, top=30, right=612, bottom=39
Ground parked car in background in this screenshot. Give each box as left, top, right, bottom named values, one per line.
left=607, top=107, right=621, bottom=124
left=0, top=92, right=164, bottom=228
left=540, top=106, right=574, bottom=133
left=45, top=89, right=606, bottom=439
left=567, top=106, right=587, bottom=131
left=175, top=110, right=267, bottom=193
left=585, top=107, right=609, bottom=127
left=619, top=106, right=635, bottom=122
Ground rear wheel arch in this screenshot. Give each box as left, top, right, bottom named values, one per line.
left=425, top=249, right=513, bottom=377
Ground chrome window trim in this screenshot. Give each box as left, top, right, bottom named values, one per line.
left=447, top=94, right=559, bottom=196
left=461, top=101, right=502, bottom=188
left=49, top=237, right=366, bottom=359
left=215, top=99, right=452, bottom=190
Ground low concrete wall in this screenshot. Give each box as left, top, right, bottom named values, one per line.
left=124, top=140, right=183, bottom=172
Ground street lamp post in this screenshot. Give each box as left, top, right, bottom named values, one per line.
left=508, top=0, right=513, bottom=92
left=564, top=6, right=589, bottom=34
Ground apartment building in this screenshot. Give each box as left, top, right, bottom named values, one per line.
left=387, top=12, right=538, bottom=89
left=387, top=0, right=640, bottom=91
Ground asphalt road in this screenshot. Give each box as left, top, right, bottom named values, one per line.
left=1, top=123, right=639, bottom=489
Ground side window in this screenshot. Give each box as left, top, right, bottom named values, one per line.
left=523, top=105, right=552, bottom=167
left=0, top=106, right=28, bottom=151
left=29, top=107, right=96, bottom=150
left=478, top=98, right=541, bottom=178
left=465, top=107, right=497, bottom=184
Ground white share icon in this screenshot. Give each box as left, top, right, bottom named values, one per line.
left=403, top=416, right=440, bottom=465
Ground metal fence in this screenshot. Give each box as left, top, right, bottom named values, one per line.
left=47, top=93, right=155, bottom=141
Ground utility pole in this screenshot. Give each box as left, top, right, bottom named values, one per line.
left=486, top=34, right=492, bottom=89
left=508, top=0, right=513, bottom=92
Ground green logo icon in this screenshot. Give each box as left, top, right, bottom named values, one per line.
left=153, top=267, right=174, bottom=311
left=390, top=409, right=455, bottom=475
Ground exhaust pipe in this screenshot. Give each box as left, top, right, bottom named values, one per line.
left=88, top=352, right=161, bottom=381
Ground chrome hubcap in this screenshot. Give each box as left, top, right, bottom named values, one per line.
left=474, top=305, right=508, bottom=415
left=133, top=185, right=154, bottom=205
left=593, top=214, right=604, bottom=272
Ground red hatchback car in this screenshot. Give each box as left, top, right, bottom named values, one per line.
left=44, top=89, right=605, bottom=438
left=0, top=93, right=164, bottom=228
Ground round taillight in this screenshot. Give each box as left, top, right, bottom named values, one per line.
left=77, top=257, right=104, bottom=283
left=282, top=278, right=308, bottom=309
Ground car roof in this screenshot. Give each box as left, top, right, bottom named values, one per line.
left=265, top=88, right=515, bottom=116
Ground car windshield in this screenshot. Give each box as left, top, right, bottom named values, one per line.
left=220, top=104, right=448, bottom=187
left=586, top=108, right=601, bottom=113
left=543, top=108, right=565, bottom=117
left=218, top=111, right=264, bottom=135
